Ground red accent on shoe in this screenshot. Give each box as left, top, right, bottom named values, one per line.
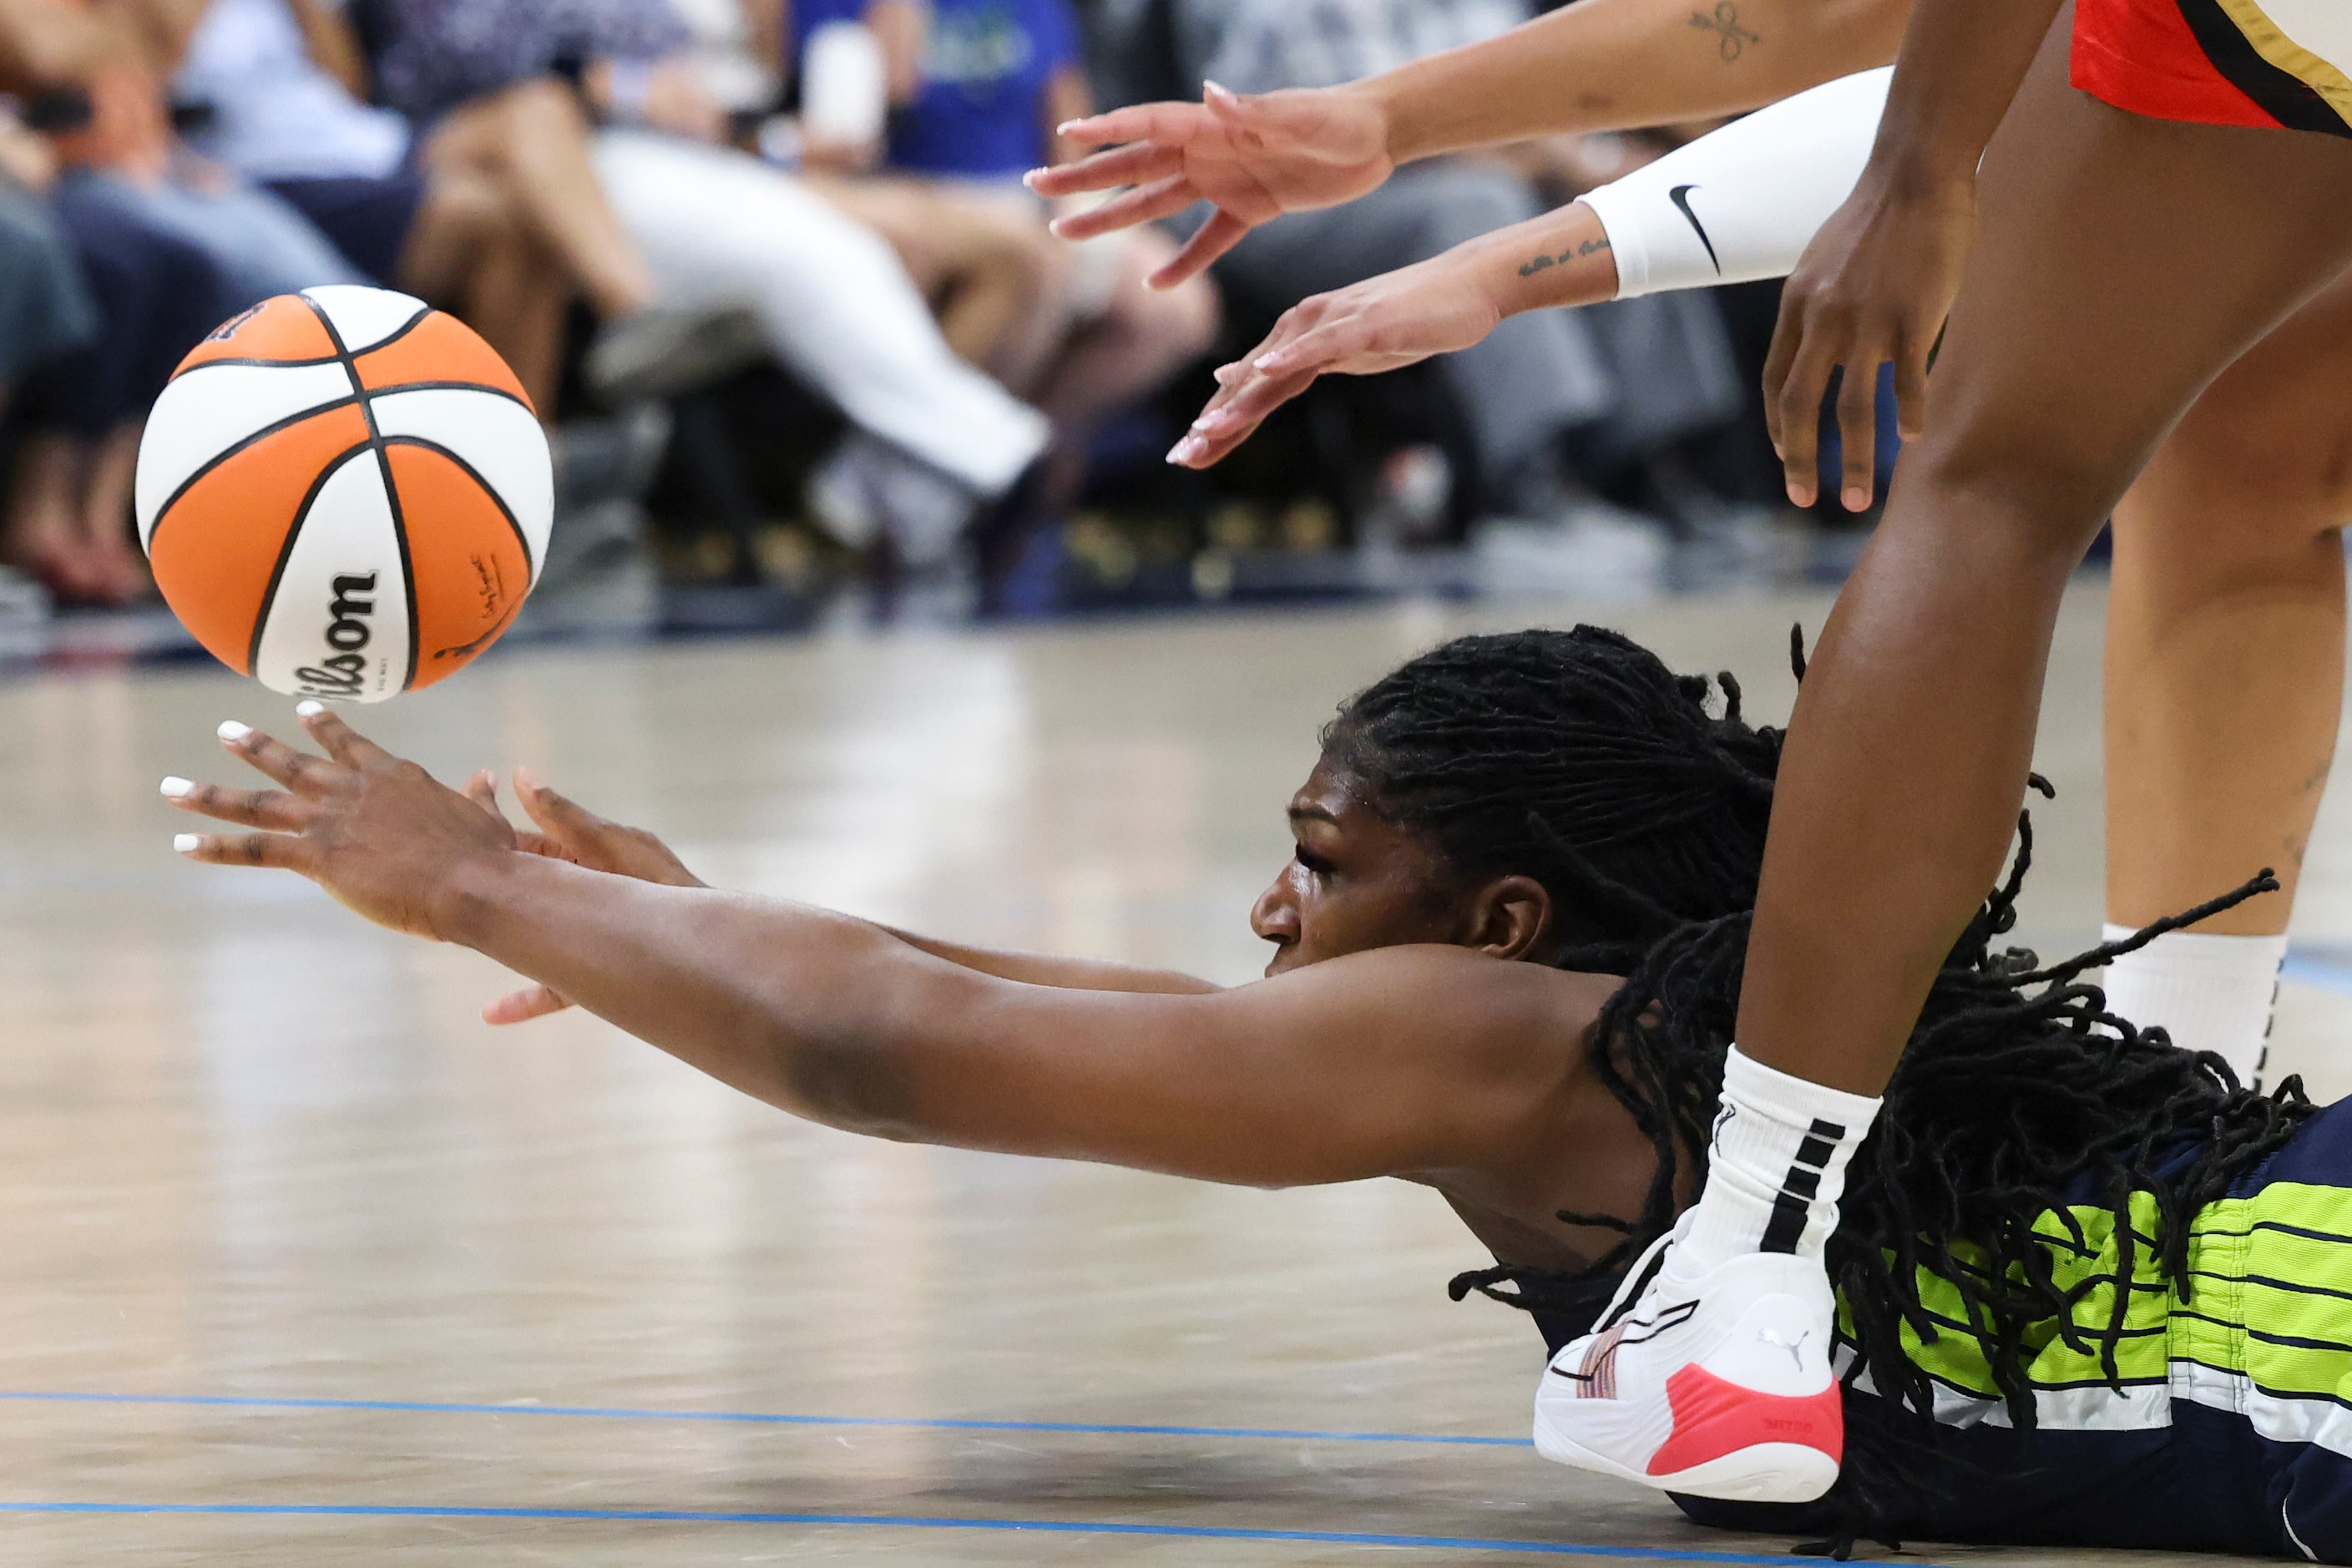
left=1646, top=1365, right=1844, bottom=1477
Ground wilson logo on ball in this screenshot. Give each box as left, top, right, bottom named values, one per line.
left=292, top=573, right=380, bottom=700
left=132, top=285, right=554, bottom=703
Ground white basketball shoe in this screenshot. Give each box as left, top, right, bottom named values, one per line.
left=1532, top=1216, right=1843, bottom=1502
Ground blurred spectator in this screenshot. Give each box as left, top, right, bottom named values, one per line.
left=0, top=119, right=94, bottom=388
left=1121, top=0, right=1745, bottom=534
left=353, top=0, right=1052, bottom=573
left=166, top=0, right=669, bottom=412
left=664, top=0, right=783, bottom=116
left=672, top=0, right=1061, bottom=390
left=0, top=0, right=362, bottom=603
left=37, top=1, right=361, bottom=296
left=791, top=0, right=1218, bottom=478
left=0, top=104, right=100, bottom=598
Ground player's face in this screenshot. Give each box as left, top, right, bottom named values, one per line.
left=1251, top=756, right=1470, bottom=978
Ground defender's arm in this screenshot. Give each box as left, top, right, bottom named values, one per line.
left=1033, top=0, right=1907, bottom=286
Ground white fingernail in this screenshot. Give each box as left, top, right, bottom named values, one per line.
left=159, top=776, right=194, bottom=798
left=217, top=721, right=251, bottom=742
left=172, top=833, right=201, bottom=855
left=295, top=700, right=324, bottom=719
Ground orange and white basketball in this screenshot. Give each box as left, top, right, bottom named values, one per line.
left=135, top=286, right=553, bottom=704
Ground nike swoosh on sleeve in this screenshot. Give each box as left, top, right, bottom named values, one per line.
left=1667, top=185, right=1721, bottom=274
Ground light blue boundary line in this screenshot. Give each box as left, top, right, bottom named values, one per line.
left=2285, top=948, right=2352, bottom=1001
left=0, top=1389, right=1525, bottom=1448
left=0, top=1501, right=1908, bottom=1563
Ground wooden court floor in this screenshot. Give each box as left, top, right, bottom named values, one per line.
left=6, top=586, right=2349, bottom=1565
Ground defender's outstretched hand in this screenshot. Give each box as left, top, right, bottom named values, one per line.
left=1171, top=251, right=1505, bottom=468
left=1762, top=167, right=1973, bottom=511
left=1166, top=202, right=1621, bottom=468
left=1029, top=82, right=1394, bottom=290
left=1759, top=0, right=2062, bottom=511
left=162, top=704, right=517, bottom=939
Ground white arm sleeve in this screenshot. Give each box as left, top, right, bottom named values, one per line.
left=1576, top=68, right=1890, bottom=301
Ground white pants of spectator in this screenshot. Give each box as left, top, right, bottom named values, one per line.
left=591, top=129, right=1049, bottom=497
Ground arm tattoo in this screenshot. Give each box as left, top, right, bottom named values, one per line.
left=1518, top=235, right=1611, bottom=276
left=1691, top=1, right=1759, bottom=60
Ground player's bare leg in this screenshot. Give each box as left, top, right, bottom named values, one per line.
left=1540, top=21, right=2352, bottom=1502
left=2102, top=276, right=2352, bottom=1082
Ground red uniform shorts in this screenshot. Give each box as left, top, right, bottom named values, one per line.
left=2071, top=0, right=2352, bottom=137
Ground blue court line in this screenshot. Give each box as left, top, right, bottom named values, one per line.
left=2285, top=948, right=2352, bottom=1000
left=0, top=1390, right=1525, bottom=1448
left=0, top=1501, right=1910, bottom=1563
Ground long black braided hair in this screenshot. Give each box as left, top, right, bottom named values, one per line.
left=1323, top=625, right=2314, bottom=1545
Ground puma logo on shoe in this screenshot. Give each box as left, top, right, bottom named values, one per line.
left=1530, top=1225, right=1843, bottom=1502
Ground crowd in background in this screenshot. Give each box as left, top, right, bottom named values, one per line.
left=0, top=0, right=1813, bottom=630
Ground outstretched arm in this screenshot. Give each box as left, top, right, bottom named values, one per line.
left=165, top=710, right=1582, bottom=1187
left=457, top=769, right=1222, bottom=1024
left=1029, top=0, right=1906, bottom=287
left=885, top=932, right=1224, bottom=994
left=1330, top=0, right=1899, bottom=162
left=1171, top=69, right=1890, bottom=468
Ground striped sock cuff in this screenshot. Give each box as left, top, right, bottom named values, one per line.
left=1678, top=1045, right=1883, bottom=1272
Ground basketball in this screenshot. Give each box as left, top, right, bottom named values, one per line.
left=134, top=286, right=553, bottom=704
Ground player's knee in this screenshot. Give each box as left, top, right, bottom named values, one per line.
left=2163, top=385, right=2352, bottom=524
left=1905, top=432, right=2121, bottom=564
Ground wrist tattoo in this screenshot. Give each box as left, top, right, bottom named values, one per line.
left=1518, top=235, right=1611, bottom=276
left=1691, top=1, right=1759, bottom=60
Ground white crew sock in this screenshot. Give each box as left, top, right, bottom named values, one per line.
left=1677, top=1044, right=1883, bottom=1274
left=2101, top=924, right=2286, bottom=1089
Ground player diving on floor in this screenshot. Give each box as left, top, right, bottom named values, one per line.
left=161, top=628, right=2345, bottom=1560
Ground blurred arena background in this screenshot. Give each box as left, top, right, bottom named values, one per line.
left=0, top=0, right=1891, bottom=659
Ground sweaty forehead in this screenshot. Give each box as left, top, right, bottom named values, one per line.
left=1289, top=762, right=1449, bottom=868
left=1291, top=756, right=1372, bottom=823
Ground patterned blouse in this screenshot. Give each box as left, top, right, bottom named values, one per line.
left=363, top=0, right=691, bottom=124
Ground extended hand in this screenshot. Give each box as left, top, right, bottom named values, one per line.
left=458, top=770, right=704, bottom=1026
left=1029, top=81, right=1394, bottom=290
left=164, top=704, right=518, bottom=939
left=1171, top=251, right=1503, bottom=467
left=1763, top=169, right=1975, bottom=509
